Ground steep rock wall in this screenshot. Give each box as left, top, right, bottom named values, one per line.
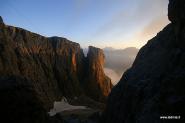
left=84, top=46, right=113, bottom=102
left=103, top=0, right=185, bottom=122
left=0, top=19, right=112, bottom=110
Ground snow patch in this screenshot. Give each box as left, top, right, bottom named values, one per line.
left=48, top=97, right=88, bottom=116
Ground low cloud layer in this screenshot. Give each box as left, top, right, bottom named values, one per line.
left=103, top=47, right=138, bottom=85
left=104, top=68, right=122, bottom=85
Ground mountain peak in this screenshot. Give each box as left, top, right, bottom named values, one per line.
left=103, top=47, right=115, bottom=51
left=85, top=46, right=112, bottom=102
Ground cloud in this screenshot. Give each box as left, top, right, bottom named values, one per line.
left=126, top=15, right=170, bottom=48
left=140, top=16, right=170, bottom=38
left=91, top=0, right=169, bottom=49
left=103, top=47, right=138, bottom=85
left=104, top=68, right=122, bottom=85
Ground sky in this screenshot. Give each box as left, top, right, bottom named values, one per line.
left=0, top=0, right=169, bottom=49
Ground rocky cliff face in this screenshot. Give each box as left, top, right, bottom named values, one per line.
left=0, top=18, right=112, bottom=111
left=84, top=46, right=113, bottom=102
left=103, top=0, right=185, bottom=123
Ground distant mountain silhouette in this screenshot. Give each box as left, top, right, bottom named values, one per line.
left=83, top=47, right=139, bottom=85
left=103, top=47, right=138, bottom=84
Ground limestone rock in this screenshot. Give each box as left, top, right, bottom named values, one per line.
left=84, top=46, right=113, bottom=102
left=0, top=18, right=112, bottom=111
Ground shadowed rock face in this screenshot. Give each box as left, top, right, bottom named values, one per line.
left=168, top=0, right=185, bottom=23
left=103, top=0, right=185, bottom=123
left=0, top=18, right=112, bottom=111
left=0, top=76, right=50, bottom=123
left=0, top=16, right=3, bottom=24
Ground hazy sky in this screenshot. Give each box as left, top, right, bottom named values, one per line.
left=0, top=0, right=169, bottom=49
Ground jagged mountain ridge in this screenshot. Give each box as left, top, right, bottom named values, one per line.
left=0, top=18, right=112, bottom=110
left=104, top=47, right=138, bottom=74
left=103, top=0, right=185, bottom=122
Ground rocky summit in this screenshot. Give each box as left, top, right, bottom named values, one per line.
left=0, top=16, right=112, bottom=117
left=85, top=46, right=113, bottom=102
left=103, top=0, right=185, bottom=123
